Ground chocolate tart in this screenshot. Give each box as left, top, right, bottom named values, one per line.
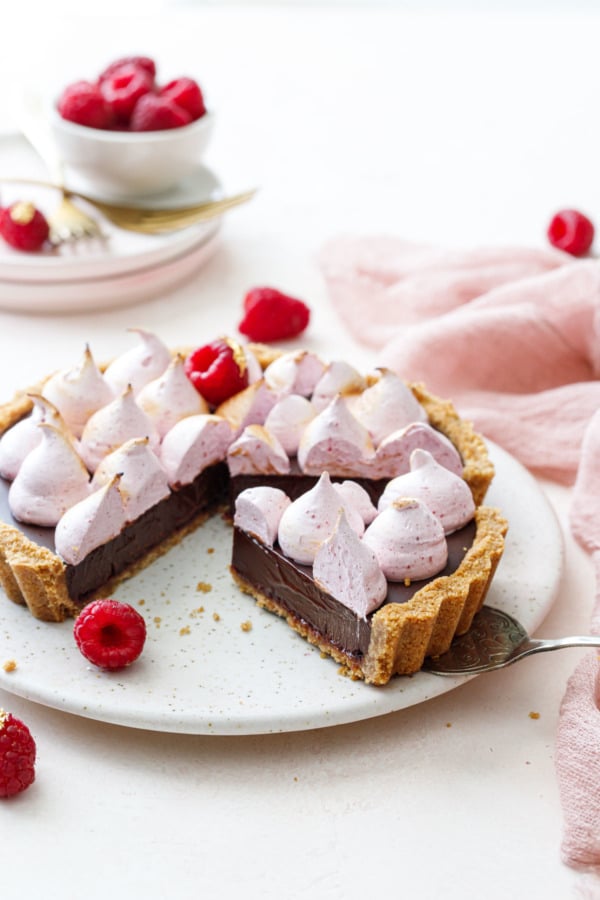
left=0, top=351, right=505, bottom=684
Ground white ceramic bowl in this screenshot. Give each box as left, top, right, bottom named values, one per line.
left=48, top=103, right=215, bottom=200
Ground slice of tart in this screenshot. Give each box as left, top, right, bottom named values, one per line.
left=0, top=331, right=506, bottom=684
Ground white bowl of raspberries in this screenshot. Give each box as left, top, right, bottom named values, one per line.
left=50, top=55, right=215, bottom=199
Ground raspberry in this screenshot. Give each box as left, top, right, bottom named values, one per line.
left=57, top=80, right=113, bottom=129
left=0, top=202, right=50, bottom=252
left=158, top=78, right=206, bottom=120
left=547, top=209, right=595, bottom=256
left=238, top=287, right=311, bottom=343
left=99, top=63, right=154, bottom=125
left=0, top=709, right=36, bottom=798
left=74, top=599, right=147, bottom=670
left=184, top=338, right=249, bottom=406
left=130, top=94, right=193, bottom=131
left=99, top=56, right=157, bottom=85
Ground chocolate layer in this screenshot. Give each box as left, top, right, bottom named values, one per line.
left=0, top=463, right=229, bottom=603
left=231, top=520, right=476, bottom=661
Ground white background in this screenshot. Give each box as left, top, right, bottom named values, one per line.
left=1, top=5, right=599, bottom=899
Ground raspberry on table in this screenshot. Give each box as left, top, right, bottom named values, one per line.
left=130, top=94, right=193, bottom=131
left=74, top=599, right=147, bottom=670
left=238, top=287, right=311, bottom=343
left=547, top=209, right=595, bottom=256
left=0, top=709, right=36, bottom=798
left=57, top=80, right=113, bottom=129
left=100, top=62, right=154, bottom=125
left=184, top=338, right=250, bottom=406
left=0, top=202, right=50, bottom=252
left=158, top=78, right=206, bottom=120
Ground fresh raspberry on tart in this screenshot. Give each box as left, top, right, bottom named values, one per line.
left=185, top=338, right=250, bottom=406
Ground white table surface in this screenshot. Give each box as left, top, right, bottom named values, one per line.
left=1, top=5, right=599, bottom=898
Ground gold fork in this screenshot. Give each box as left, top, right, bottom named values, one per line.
left=0, top=179, right=256, bottom=235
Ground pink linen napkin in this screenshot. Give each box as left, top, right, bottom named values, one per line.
left=320, top=235, right=600, bottom=870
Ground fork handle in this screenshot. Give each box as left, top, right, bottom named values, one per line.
left=16, top=94, right=65, bottom=187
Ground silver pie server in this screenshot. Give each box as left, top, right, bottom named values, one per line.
left=422, top=606, right=600, bottom=675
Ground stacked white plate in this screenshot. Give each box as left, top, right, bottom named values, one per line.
left=0, top=133, right=224, bottom=314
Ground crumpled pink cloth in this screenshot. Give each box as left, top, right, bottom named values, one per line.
left=320, top=235, right=600, bottom=871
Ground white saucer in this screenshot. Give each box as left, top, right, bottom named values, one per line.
left=0, top=134, right=224, bottom=312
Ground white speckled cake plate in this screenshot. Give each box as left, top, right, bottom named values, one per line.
left=0, top=442, right=563, bottom=735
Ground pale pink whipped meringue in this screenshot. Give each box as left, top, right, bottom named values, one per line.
left=313, top=510, right=387, bottom=618
left=277, top=472, right=363, bottom=565
left=8, top=423, right=91, bottom=526
left=243, top=344, right=264, bottom=384
left=136, top=354, right=209, bottom=439
left=42, top=345, right=114, bottom=439
left=370, top=421, right=464, bottom=480
left=79, top=385, right=160, bottom=473
left=333, top=480, right=378, bottom=524
left=234, top=486, right=291, bottom=546
left=297, top=395, right=375, bottom=476
left=363, top=497, right=448, bottom=582
left=311, top=360, right=366, bottom=412
left=377, top=448, right=475, bottom=534
left=216, top=380, right=280, bottom=437
left=263, top=350, right=326, bottom=397
left=55, top=475, right=127, bottom=565
left=348, top=368, right=427, bottom=446
left=103, top=328, right=172, bottom=396
left=263, top=394, right=316, bottom=455
left=0, top=394, right=68, bottom=481
left=227, top=425, right=290, bottom=476
left=160, top=414, right=234, bottom=487
left=91, top=437, right=170, bottom=522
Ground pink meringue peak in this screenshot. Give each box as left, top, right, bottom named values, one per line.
left=8, top=423, right=90, bottom=526
left=349, top=368, right=427, bottom=446
left=277, top=472, right=363, bottom=565
left=0, top=393, right=67, bottom=481
left=297, top=395, right=375, bottom=476
left=371, top=421, right=464, bottom=480
left=103, top=328, right=172, bottom=396
left=216, top=380, right=279, bottom=437
left=363, top=497, right=448, bottom=582
left=313, top=510, right=387, bottom=619
left=263, top=350, right=326, bottom=397
left=377, top=448, right=475, bottom=534
left=227, top=425, right=290, bottom=476
left=55, top=475, right=127, bottom=565
left=91, top=437, right=170, bottom=522
left=263, top=394, right=316, bottom=456
left=137, top=354, right=209, bottom=439
left=42, top=345, right=114, bottom=439
left=79, top=385, right=160, bottom=473
left=234, top=486, right=291, bottom=546
left=160, top=414, right=234, bottom=487
left=311, top=360, right=366, bottom=412
left=333, top=480, right=378, bottom=525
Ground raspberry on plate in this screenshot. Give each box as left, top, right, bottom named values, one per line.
left=238, top=287, right=311, bottom=343
left=100, top=62, right=154, bottom=124
left=158, top=77, right=206, bottom=121
left=130, top=93, right=193, bottom=131
left=74, top=599, right=147, bottom=670
left=0, top=709, right=36, bottom=798
left=57, top=80, right=113, bottom=129
left=0, top=202, right=50, bottom=252
left=547, top=208, right=595, bottom=256
left=185, top=338, right=250, bottom=406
